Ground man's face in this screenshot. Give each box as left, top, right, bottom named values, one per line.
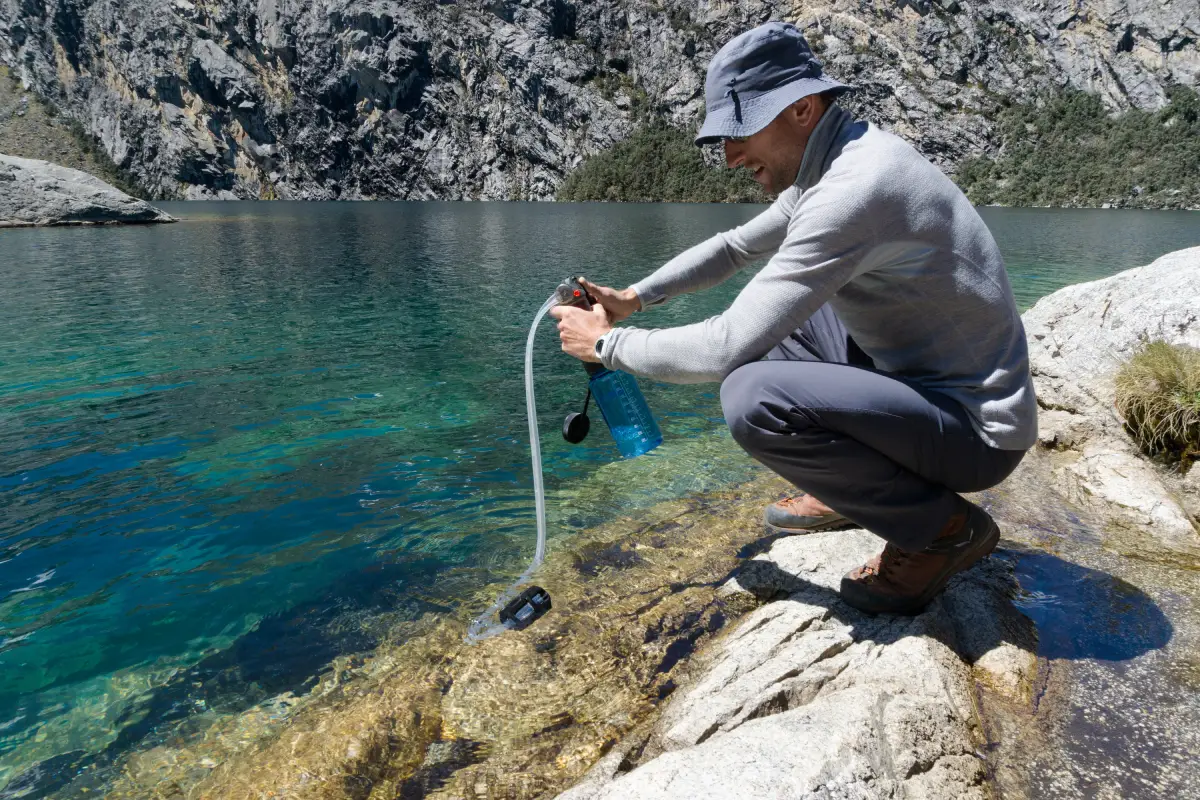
left=723, top=97, right=821, bottom=195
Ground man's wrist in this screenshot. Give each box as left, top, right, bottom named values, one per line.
left=623, top=288, right=643, bottom=312
left=593, top=331, right=609, bottom=362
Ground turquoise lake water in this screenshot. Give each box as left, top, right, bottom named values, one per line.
left=0, top=202, right=1197, bottom=790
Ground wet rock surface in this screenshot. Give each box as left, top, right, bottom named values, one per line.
left=993, top=246, right=1200, bottom=799
left=0, top=0, right=1196, bottom=199
left=973, top=453, right=1196, bottom=799
left=0, top=154, right=173, bottom=226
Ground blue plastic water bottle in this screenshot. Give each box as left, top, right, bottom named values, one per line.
left=586, top=364, right=663, bottom=458
left=556, top=276, right=663, bottom=458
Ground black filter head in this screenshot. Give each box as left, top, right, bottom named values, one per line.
left=563, top=411, right=590, bottom=443
left=555, top=276, right=592, bottom=309
left=499, top=585, right=552, bottom=630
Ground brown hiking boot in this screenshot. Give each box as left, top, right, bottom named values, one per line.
left=839, top=501, right=1000, bottom=615
left=764, top=493, right=850, bottom=531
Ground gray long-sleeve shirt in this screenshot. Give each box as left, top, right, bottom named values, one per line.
left=597, top=105, right=1037, bottom=450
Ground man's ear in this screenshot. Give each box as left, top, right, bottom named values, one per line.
left=785, top=96, right=820, bottom=130
left=797, top=95, right=822, bottom=126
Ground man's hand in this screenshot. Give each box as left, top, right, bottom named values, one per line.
left=549, top=302, right=612, bottom=363
left=578, top=278, right=641, bottom=323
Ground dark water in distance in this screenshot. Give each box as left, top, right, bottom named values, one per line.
left=0, top=201, right=1197, bottom=783
left=977, top=206, right=1200, bottom=307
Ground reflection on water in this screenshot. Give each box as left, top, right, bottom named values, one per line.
left=0, top=203, right=1197, bottom=795
left=977, top=206, right=1200, bottom=308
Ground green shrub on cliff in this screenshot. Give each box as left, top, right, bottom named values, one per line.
left=1115, top=340, right=1200, bottom=470
left=557, top=122, right=762, bottom=203
left=957, top=87, right=1200, bottom=209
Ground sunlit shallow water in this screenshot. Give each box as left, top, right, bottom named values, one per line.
left=0, top=202, right=1197, bottom=793
left=977, top=451, right=1200, bottom=799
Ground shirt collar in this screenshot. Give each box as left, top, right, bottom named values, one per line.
left=794, top=104, right=852, bottom=191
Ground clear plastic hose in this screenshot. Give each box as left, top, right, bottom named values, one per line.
left=466, top=293, right=558, bottom=643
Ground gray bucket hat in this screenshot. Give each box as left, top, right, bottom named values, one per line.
left=695, top=22, right=853, bottom=145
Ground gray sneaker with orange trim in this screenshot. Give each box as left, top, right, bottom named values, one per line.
left=763, top=493, right=851, bottom=531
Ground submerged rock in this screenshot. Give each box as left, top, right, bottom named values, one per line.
left=0, top=154, right=174, bottom=227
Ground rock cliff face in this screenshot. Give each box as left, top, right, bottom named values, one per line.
left=1, top=0, right=1196, bottom=200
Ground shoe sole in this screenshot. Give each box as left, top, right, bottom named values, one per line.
left=763, top=504, right=853, bottom=533
left=839, top=511, right=1001, bottom=615
left=764, top=516, right=857, bottom=535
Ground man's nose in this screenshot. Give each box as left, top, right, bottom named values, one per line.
left=724, top=140, right=745, bottom=169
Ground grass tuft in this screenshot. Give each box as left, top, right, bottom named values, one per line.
left=1114, top=340, right=1200, bottom=470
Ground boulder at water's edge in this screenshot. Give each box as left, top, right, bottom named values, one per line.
left=0, top=154, right=173, bottom=227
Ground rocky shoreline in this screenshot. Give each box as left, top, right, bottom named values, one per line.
left=3, top=249, right=1196, bottom=799
left=555, top=246, right=1200, bottom=799
left=0, top=154, right=174, bottom=227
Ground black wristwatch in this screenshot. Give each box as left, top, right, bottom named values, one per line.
left=594, top=333, right=608, bottom=360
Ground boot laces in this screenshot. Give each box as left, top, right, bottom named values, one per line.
left=878, top=545, right=914, bottom=581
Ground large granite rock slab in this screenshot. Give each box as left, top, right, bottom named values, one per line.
left=0, top=154, right=173, bottom=227
left=1023, top=246, right=1200, bottom=416
left=557, top=528, right=1037, bottom=800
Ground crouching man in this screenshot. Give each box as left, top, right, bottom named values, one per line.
left=550, top=21, right=1036, bottom=614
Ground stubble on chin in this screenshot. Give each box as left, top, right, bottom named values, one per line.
left=769, top=165, right=802, bottom=196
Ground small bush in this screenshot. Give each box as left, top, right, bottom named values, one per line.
left=1114, top=340, right=1200, bottom=470
left=557, top=121, right=762, bottom=203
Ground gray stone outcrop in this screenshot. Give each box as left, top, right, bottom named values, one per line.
left=0, top=154, right=174, bottom=226
left=557, top=529, right=1034, bottom=800
left=555, top=247, right=1198, bottom=799
left=1024, top=246, right=1200, bottom=417
left=1, top=0, right=1196, bottom=200
left=1025, top=246, right=1200, bottom=544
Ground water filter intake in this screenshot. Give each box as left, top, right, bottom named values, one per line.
left=555, top=277, right=663, bottom=458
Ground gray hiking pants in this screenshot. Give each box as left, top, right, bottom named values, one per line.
left=720, top=304, right=1026, bottom=552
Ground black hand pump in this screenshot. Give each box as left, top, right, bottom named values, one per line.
left=557, top=276, right=602, bottom=445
